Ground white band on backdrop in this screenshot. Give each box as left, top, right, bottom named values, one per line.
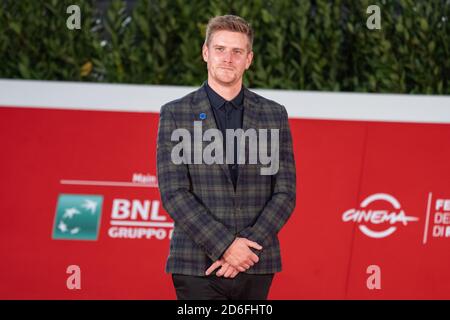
left=0, top=79, right=449, bottom=124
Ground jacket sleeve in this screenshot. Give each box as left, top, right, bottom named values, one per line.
left=238, top=105, right=296, bottom=246
left=156, top=104, right=235, bottom=261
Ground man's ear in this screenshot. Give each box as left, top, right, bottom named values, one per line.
left=202, top=44, right=208, bottom=63
left=245, top=51, right=254, bottom=70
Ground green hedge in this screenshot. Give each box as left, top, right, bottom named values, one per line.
left=0, top=0, right=448, bottom=94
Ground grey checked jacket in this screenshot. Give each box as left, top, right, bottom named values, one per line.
left=157, top=83, right=296, bottom=276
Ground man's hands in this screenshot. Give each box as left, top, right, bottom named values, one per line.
left=205, top=259, right=240, bottom=278
left=205, top=237, right=263, bottom=278
left=223, top=237, right=263, bottom=271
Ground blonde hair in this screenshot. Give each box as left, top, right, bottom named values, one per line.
left=204, top=15, right=254, bottom=51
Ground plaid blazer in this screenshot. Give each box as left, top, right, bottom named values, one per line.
left=157, top=83, right=296, bottom=276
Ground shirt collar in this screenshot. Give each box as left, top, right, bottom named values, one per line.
left=205, top=81, right=244, bottom=110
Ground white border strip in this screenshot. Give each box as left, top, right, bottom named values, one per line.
left=110, top=221, right=174, bottom=228
left=1, top=79, right=449, bottom=124
left=423, top=192, right=433, bottom=245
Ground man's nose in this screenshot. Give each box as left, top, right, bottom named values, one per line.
left=223, top=50, right=232, bottom=63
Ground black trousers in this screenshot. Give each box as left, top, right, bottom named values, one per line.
left=172, top=273, right=274, bottom=300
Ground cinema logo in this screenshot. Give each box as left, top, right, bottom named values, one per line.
left=342, top=193, right=419, bottom=239
left=108, top=199, right=174, bottom=240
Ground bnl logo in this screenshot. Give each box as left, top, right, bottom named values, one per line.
left=52, top=194, right=103, bottom=241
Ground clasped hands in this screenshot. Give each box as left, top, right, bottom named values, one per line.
left=205, top=237, right=262, bottom=279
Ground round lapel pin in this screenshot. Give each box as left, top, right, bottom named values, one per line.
left=199, top=112, right=207, bottom=120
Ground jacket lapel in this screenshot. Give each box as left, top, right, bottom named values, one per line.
left=236, top=88, right=260, bottom=190
left=190, top=83, right=261, bottom=190
left=242, top=87, right=260, bottom=139
left=190, top=84, right=232, bottom=182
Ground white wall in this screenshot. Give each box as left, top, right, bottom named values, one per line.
left=1, top=79, right=449, bottom=124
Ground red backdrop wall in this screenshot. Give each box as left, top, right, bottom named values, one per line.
left=1, top=106, right=449, bottom=299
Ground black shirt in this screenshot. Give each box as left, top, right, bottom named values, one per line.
left=204, top=82, right=244, bottom=190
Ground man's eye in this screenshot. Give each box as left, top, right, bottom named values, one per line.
left=216, top=47, right=224, bottom=52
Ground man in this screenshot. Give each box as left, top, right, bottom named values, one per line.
left=156, top=15, right=296, bottom=300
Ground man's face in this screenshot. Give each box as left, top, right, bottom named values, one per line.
left=202, top=30, right=253, bottom=87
